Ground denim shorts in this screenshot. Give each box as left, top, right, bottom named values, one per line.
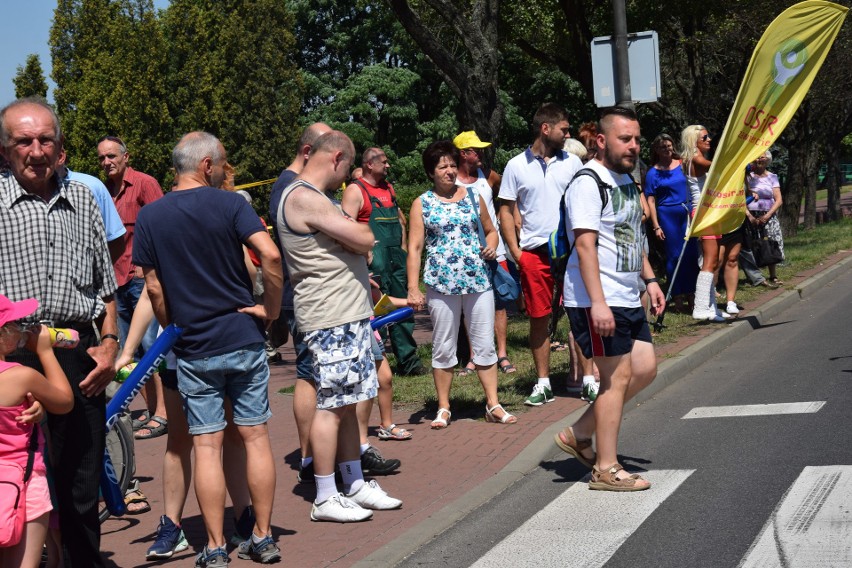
left=305, top=318, right=378, bottom=410
left=285, top=309, right=313, bottom=380
left=370, top=331, right=384, bottom=361
left=177, top=342, right=272, bottom=435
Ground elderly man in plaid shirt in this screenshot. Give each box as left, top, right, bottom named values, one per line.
left=0, top=97, right=118, bottom=567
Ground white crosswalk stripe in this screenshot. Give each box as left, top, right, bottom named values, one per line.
left=738, top=465, right=852, bottom=567
left=470, top=469, right=695, bottom=568
left=682, top=401, right=826, bottom=419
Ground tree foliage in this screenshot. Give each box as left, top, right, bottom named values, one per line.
left=50, top=0, right=302, bottom=198
left=13, top=54, right=49, bottom=99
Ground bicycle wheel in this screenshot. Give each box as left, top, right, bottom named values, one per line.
left=99, top=415, right=135, bottom=523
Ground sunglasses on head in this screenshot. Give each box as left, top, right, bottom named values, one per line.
left=97, top=135, right=126, bottom=147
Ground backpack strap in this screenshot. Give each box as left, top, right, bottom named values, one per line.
left=561, top=167, right=613, bottom=258
left=23, top=424, right=38, bottom=483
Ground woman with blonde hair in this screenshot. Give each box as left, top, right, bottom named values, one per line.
left=681, top=125, right=729, bottom=322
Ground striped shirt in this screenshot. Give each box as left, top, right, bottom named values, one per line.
left=0, top=171, right=117, bottom=324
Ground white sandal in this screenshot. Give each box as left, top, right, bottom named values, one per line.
left=431, top=408, right=451, bottom=429
left=485, top=404, right=517, bottom=424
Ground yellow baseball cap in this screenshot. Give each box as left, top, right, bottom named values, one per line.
left=453, top=131, right=492, bottom=150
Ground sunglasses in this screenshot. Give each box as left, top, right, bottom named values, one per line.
left=97, top=135, right=126, bottom=147
left=701, top=134, right=711, bottom=141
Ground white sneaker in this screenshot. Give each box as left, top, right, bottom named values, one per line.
left=346, top=479, right=402, bottom=510
left=726, top=301, right=740, bottom=315
left=716, top=308, right=732, bottom=319
left=310, top=494, right=373, bottom=522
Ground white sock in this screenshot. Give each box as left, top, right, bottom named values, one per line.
left=359, top=443, right=370, bottom=455
left=537, top=377, right=551, bottom=389
left=339, top=460, right=365, bottom=495
left=582, top=375, right=596, bottom=386
left=314, top=473, right=337, bottom=504
left=301, top=456, right=313, bottom=468
left=251, top=532, right=265, bottom=544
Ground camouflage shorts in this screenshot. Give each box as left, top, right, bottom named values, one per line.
left=305, top=318, right=378, bottom=409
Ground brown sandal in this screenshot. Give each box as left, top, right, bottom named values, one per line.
left=554, top=426, right=596, bottom=469
left=589, top=463, right=650, bottom=492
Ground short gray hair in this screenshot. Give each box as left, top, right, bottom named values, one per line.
left=0, top=97, right=61, bottom=147
left=172, top=131, right=224, bottom=174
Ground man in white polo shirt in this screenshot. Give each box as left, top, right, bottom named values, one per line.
left=498, top=103, right=582, bottom=406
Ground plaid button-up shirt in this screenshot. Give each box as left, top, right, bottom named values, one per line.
left=0, top=171, right=117, bottom=324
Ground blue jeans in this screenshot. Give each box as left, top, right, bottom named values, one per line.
left=116, top=276, right=159, bottom=355
left=177, top=343, right=272, bottom=435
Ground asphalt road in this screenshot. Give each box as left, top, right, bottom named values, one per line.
left=400, top=267, right=852, bottom=568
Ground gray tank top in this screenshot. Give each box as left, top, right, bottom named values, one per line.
left=277, top=180, right=372, bottom=332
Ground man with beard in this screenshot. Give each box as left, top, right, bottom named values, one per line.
left=553, top=106, right=664, bottom=492
left=498, top=103, right=582, bottom=406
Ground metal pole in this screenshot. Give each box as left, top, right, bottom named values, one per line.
left=612, top=0, right=633, bottom=109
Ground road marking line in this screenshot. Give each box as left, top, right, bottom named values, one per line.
left=471, top=469, right=694, bottom=568
left=682, top=402, right=826, bottom=419
left=739, top=466, right=852, bottom=567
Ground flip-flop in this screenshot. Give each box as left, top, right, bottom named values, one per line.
left=134, top=416, right=168, bottom=440
left=497, top=357, right=516, bottom=374
left=550, top=341, right=568, bottom=352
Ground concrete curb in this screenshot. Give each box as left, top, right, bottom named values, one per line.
left=353, top=254, right=852, bottom=568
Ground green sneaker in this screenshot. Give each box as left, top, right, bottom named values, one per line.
left=581, top=381, right=599, bottom=403
left=524, top=384, right=554, bottom=406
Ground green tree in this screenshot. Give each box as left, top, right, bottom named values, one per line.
left=162, top=0, right=303, bottom=196
left=50, top=0, right=173, bottom=179
left=13, top=54, right=49, bottom=99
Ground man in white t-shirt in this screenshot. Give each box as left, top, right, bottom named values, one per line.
left=554, top=106, right=664, bottom=492
left=498, top=103, right=582, bottom=406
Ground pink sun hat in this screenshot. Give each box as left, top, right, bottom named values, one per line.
left=0, top=294, right=39, bottom=328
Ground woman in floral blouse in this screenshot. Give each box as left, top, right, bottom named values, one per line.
left=407, top=140, right=517, bottom=429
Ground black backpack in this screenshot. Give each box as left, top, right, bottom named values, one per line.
left=547, top=168, right=612, bottom=280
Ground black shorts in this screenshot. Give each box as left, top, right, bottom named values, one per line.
left=566, top=306, right=652, bottom=359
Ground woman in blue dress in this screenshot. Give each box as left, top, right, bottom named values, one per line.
left=644, top=134, right=699, bottom=313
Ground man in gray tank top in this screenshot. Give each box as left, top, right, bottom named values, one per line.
left=277, top=131, right=403, bottom=522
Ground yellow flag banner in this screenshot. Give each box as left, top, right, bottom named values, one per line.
left=689, top=0, right=848, bottom=237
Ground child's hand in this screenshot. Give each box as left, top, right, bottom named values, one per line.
left=23, top=325, right=52, bottom=354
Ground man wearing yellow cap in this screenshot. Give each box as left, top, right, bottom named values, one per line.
left=452, top=131, right=517, bottom=375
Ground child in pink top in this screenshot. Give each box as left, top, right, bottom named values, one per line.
left=0, top=295, right=73, bottom=568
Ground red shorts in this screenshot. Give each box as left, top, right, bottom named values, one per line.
left=518, top=247, right=554, bottom=318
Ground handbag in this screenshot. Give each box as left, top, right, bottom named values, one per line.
left=0, top=425, right=38, bottom=548
left=746, top=217, right=784, bottom=267
left=464, top=188, right=520, bottom=303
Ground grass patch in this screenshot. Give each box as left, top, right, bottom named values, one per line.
left=814, top=184, right=852, bottom=203
left=278, top=385, right=295, bottom=394
left=384, top=218, right=852, bottom=417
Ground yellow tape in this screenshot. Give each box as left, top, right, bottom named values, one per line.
left=234, top=178, right=276, bottom=190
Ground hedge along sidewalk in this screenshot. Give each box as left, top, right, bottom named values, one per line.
left=353, top=249, right=852, bottom=568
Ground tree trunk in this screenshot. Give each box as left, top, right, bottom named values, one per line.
left=802, top=145, right=820, bottom=230
left=825, top=142, right=842, bottom=221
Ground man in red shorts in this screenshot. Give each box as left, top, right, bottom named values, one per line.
left=498, top=103, right=582, bottom=405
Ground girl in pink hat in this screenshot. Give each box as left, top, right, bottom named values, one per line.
left=0, top=294, right=73, bottom=568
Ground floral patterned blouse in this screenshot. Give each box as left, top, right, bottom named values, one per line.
left=420, top=189, right=491, bottom=295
